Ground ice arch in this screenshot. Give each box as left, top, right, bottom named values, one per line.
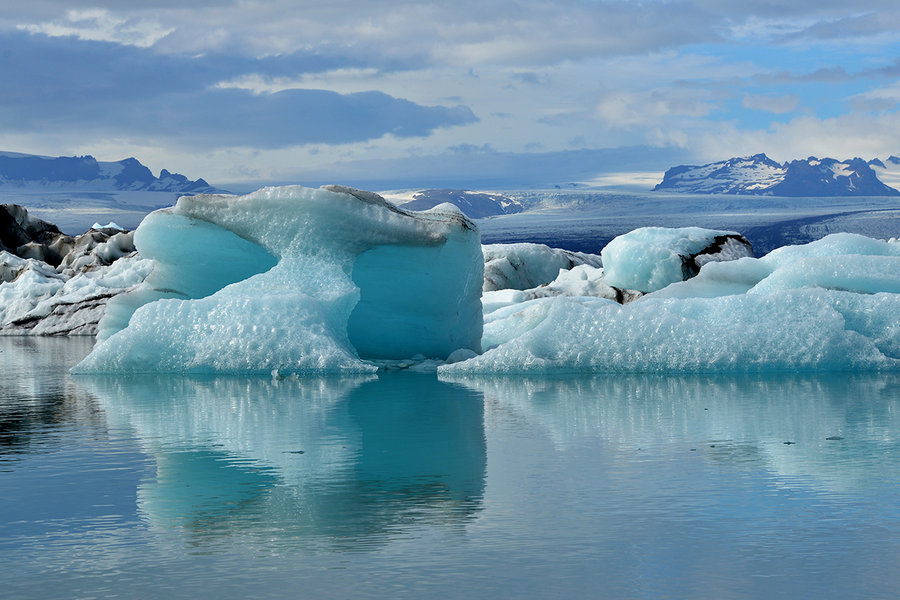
left=75, top=185, right=483, bottom=374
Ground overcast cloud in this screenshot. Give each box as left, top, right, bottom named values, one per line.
left=1, top=1, right=899, bottom=186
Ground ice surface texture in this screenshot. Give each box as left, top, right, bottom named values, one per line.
left=75, top=185, right=484, bottom=374
left=67, top=188, right=900, bottom=375
left=444, top=232, right=900, bottom=374
left=482, top=242, right=602, bottom=292
left=0, top=219, right=148, bottom=336
left=601, top=227, right=753, bottom=293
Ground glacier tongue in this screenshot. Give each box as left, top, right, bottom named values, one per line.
left=75, top=185, right=484, bottom=374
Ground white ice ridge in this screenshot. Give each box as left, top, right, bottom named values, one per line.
left=442, top=232, right=900, bottom=375
left=75, top=185, right=484, bottom=374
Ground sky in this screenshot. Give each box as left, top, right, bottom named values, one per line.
left=2, top=0, right=900, bottom=189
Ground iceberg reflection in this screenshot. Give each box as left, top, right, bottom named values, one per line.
left=448, top=372, right=900, bottom=493
left=79, top=372, right=486, bottom=548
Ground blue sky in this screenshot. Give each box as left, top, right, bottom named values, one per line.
left=2, top=1, right=900, bottom=188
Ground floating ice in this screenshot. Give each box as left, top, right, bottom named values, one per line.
left=443, top=232, right=900, bottom=374
left=0, top=252, right=152, bottom=335
left=482, top=242, right=602, bottom=292
left=91, top=221, right=125, bottom=231
left=75, top=185, right=484, bottom=374
left=601, top=227, right=753, bottom=293
left=650, top=232, right=900, bottom=299
left=481, top=264, right=640, bottom=314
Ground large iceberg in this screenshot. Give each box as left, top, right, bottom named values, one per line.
left=43, top=182, right=899, bottom=376
left=444, top=232, right=900, bottom=374
left=75, top=185, right=484, bottom=374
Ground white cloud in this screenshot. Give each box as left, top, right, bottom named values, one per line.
left=595, top=89, right=717, bottom=127
left=741, top=94, right=800, bottom=114
left=849, top=81, right=900, bottom=112
left=214, top=70, right=383, bottom=96
left=684, top=111, right=900, bottom=163
left=6, top=1, right=900, bottom=186
left=17, top=8, right=173, bottom=48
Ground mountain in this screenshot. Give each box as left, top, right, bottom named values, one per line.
left=0, top=151, right=223, bottom=193
left=397, top=189, right=524, bottom=218
left=654, top=154, right=900, bottom=196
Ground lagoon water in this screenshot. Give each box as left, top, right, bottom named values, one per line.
left=4, top=337, right=900, bottom=599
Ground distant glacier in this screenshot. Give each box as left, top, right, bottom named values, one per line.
left=655, top=153, right=900, bottom=196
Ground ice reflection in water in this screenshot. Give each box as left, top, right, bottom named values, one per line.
left=452, top=372, right=900, bottom=493
left=81, top=372, right=486, bottom=550
left=4, top=337, right=900, bottom=599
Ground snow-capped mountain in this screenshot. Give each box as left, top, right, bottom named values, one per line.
left=396, top=189, right=524, bottom=218
left=0, top=151, right=222, bottom=193
left=654, top=154, right=900, bottom=196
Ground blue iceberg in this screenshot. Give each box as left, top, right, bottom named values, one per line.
left=75, top=185, right=484, bottom=374
left=71, top=186, right=900, bottom=375
left=445, top=231, right=900, bottom=374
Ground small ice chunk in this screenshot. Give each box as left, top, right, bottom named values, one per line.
left=91, top=221, right=125, bottom=231
left=601, top=227, right=752, bottom=293
left=482, top=243, right=602, bottom=291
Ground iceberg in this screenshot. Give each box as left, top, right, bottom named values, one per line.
left=11, top=180, right=887, bottom=376
left=0, top=210, right=150, bottom=336
left=481, top=264, right=642, bottom=315
left=75, top=185, right=484, bottom=374
left=601, top=227, right=753, bottom=293
left=0, top=253, right=152, bottom=336
left=482, top=242, right=602, bottom=292
left=443, top=232, right=900, bottom=374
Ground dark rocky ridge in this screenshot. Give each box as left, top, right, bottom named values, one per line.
left=0, top=152, right=222, bottom=193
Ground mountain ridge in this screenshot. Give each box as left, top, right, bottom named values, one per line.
left=655, top=154, right=900, bottom=196
left=0, top=152, right=224, bottom=194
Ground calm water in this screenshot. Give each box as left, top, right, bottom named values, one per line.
left=3, top=337, right=900, bottom=599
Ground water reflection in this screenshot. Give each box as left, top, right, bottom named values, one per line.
left=79, top=372, right=486, bottom=549
left=7, top=339, right=900, bottom=598
left=0, top=337, right=99, bottom=460
left=447, top=372, right=900, bottom=494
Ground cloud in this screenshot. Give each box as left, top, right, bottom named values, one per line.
left=153, top=89, right=478, bottom=147
left=0, top=31, right=476, bottom=148
left=8, top=0, right=900, bottom=72
left=848, top=81, right=900, bottom=112
left=741, top=94, right=799, bottom=114
left=277, top=145, right=688, bottom=189
left=678, top=110, right=900, bottom=164
left=10, top=1, right=722, bottom=65
left=17, top=8, right=173, bottom=48
left=779, top=11, right=900, bottom=42
left=5, top=2, right=900, bottom=186
left=595, top=89, right=717, bottom=127
left=755, top=66, right=854, bottom=84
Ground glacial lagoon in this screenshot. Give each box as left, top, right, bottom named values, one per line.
left=4, top=337, right=900, bottom=599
